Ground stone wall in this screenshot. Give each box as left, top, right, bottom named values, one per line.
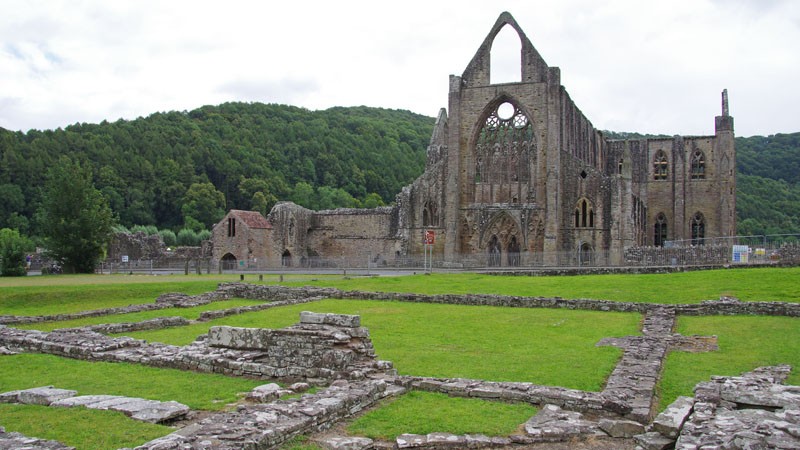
left=207, top=312, right=377, bottom=375
left=106, top=232, right=165, bottom=261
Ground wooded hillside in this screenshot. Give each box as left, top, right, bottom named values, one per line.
left=0, top=103, right=797, bottom=237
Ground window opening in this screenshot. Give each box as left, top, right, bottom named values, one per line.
left=653, top=151, right=668, bottom=180
left=654, top=213, right=667, bottom=247
left=490, top=25, right=521, bottom=84
left=473, top=100, right=534, bottom=203
left=574, top=199, right=594, bottom=228
left=227, top=217, right=236, bottom=237
left=691, top=212, right=705, bottom=245
left=691, top=150, right=706, bottom=179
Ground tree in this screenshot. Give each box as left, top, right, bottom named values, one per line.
left=38, top=158, right=115, bottom=273
left=181, top=182, right=225, bottom=230
left=0, top=228, right=32, bottom=276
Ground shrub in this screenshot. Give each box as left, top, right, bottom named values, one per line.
left=0, top=228, right=32, bottom=276
left=131, top=225, right=158, bottom=236
left=158, top=229, right=177, bottom=247
left=176, top=229, right=200, bottom=246
left=197, top=229, right=211, bottom=242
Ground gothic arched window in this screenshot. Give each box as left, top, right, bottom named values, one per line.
left=574, top=199, right=594, bottom=228
left=691, top=150, right=706, bottom=180
left=654, top=213, right=668, bottom=247
left=473, top=100, right=534, bottom=203
left=691, top=212, right=706, bottom=245
left=653, top=150, right=668, bottom=180
left=422, top=201, right=439, bottom=227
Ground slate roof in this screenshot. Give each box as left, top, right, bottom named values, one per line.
left=229, top=210, right=272, bottom=229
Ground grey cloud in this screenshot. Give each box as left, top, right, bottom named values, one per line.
left=216, top=78, right=320, bottom=105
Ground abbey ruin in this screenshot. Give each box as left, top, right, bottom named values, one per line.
left=212, top=12, right=736, bottom=269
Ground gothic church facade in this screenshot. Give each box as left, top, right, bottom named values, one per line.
left=213, top=12, right=735, bottom=268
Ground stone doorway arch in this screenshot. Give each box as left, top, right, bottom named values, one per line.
left=282, top=250, right=292, bottom=267
left=578, top=243, right=593, bottom=266
left=220, top=253, right=237, bottom=271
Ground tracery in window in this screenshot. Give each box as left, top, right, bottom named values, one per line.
left=654, top=213, right=668, bottom=247
left=691, top=212, right=705, bottom=245
left=473, top=100, right=534, bottom=203
left=653, top=150, right=668, bottom=180
left=691, top=150, right=706, bottom=179
left=422, top=201, right=439, bottom=227
left=574, top=198, right=594, bottom=228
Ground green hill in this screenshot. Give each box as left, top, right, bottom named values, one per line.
left=0, top=104, right=797, bottom=237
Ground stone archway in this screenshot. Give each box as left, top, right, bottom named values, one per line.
left=578, top=243, right=593, bottom=266
left=481, top=213, right=522, bottom=266
left=221, top=253, right=237, bottom=271
left=281, top=250, right=292, bottom=267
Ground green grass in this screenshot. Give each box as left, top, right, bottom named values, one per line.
left=0, top=353, right=263, bottom=410
left=0, top=274, right=257, bottom=316
left=282, top=267, right=800, bottom=304
left=15, top=298, right=268, bottom=332
left=0, top=403, right=171, bottom=450
left=347, top=391, right=536, bottom=439
left=123, top=299, right=640, bottom=391
left=659, top=315, right=800, bottom=410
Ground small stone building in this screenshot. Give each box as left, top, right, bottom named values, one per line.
left=212, top=12, right=736, bottom=268
left=211, top=210, right=272, bottom=269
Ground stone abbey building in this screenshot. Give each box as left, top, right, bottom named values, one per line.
left=212, top=12, right=735, bottom=268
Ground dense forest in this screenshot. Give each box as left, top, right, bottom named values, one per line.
left=0, top=102, right=798, bottom=238
left=0, top=103, right=433, bottom=235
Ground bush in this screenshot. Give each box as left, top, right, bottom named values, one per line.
left=0, top=228, right=32, bottom=276
left=197, top=230, right=211, bottom=242
left=176, top=229, right=200, bottom=247
left=158, top=229, right=177, bottom=247
left=131, top=225, right=158, bottom=236
left=111, top=225, right=130, bottom=234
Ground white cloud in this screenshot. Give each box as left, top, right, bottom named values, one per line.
left=0, top=0, right=797, bottom=136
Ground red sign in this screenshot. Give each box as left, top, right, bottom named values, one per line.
left=423, top=230, right=435, bottom=245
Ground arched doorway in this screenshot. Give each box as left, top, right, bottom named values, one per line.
left=578, top=243, right=593, bottom=266
left=221, top=253, right=237, bottom=271
left=487, top=235, right=501, bottom=267
left=507, top=236, right=520, bottom=266
left=281, top=250, right=292, bottom=267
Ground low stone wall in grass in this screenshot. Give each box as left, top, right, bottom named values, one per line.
left=214, top=283, right=800, bottom=317
left=134, top=379, right=403, bottom=450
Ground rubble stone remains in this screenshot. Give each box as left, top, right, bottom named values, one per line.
left=0, top=283, right=798, bottom=449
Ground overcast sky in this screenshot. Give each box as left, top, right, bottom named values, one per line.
left=1, top=0, right=797, bottom=137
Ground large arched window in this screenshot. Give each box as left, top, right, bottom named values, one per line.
left=473, top=100, right=534, bottom=203
left=653, top=150, right=669, bottom=180
left=691, top=212, right=706, bottom=245
left=574, top=198, right=595, bottom=228
left=654, top=213, right=668, bottom=247
left=422, top=201, right=439, bottom=227
left=691, top=150, right=706, bottom=180
left=507, top=236, right=520, bottom=266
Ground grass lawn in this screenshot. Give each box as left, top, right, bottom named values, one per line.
left=347, top=391, right=537, bottom=439
left=659, top=315, right=800, bottom=409
left=1, top=269, right=798, bottom=448
left=0, top=274, right=243, bottom=316
left=0, top=403, right=171, bottom=450
left=282, top=267, right=800, bottom=304
left=0, top=353, right=264, bottom=449
left=123, top=299, right=640, bottom=391
left=15, top=298, right=268, bottom=332
left=0, top=353, right=263, bottom=410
